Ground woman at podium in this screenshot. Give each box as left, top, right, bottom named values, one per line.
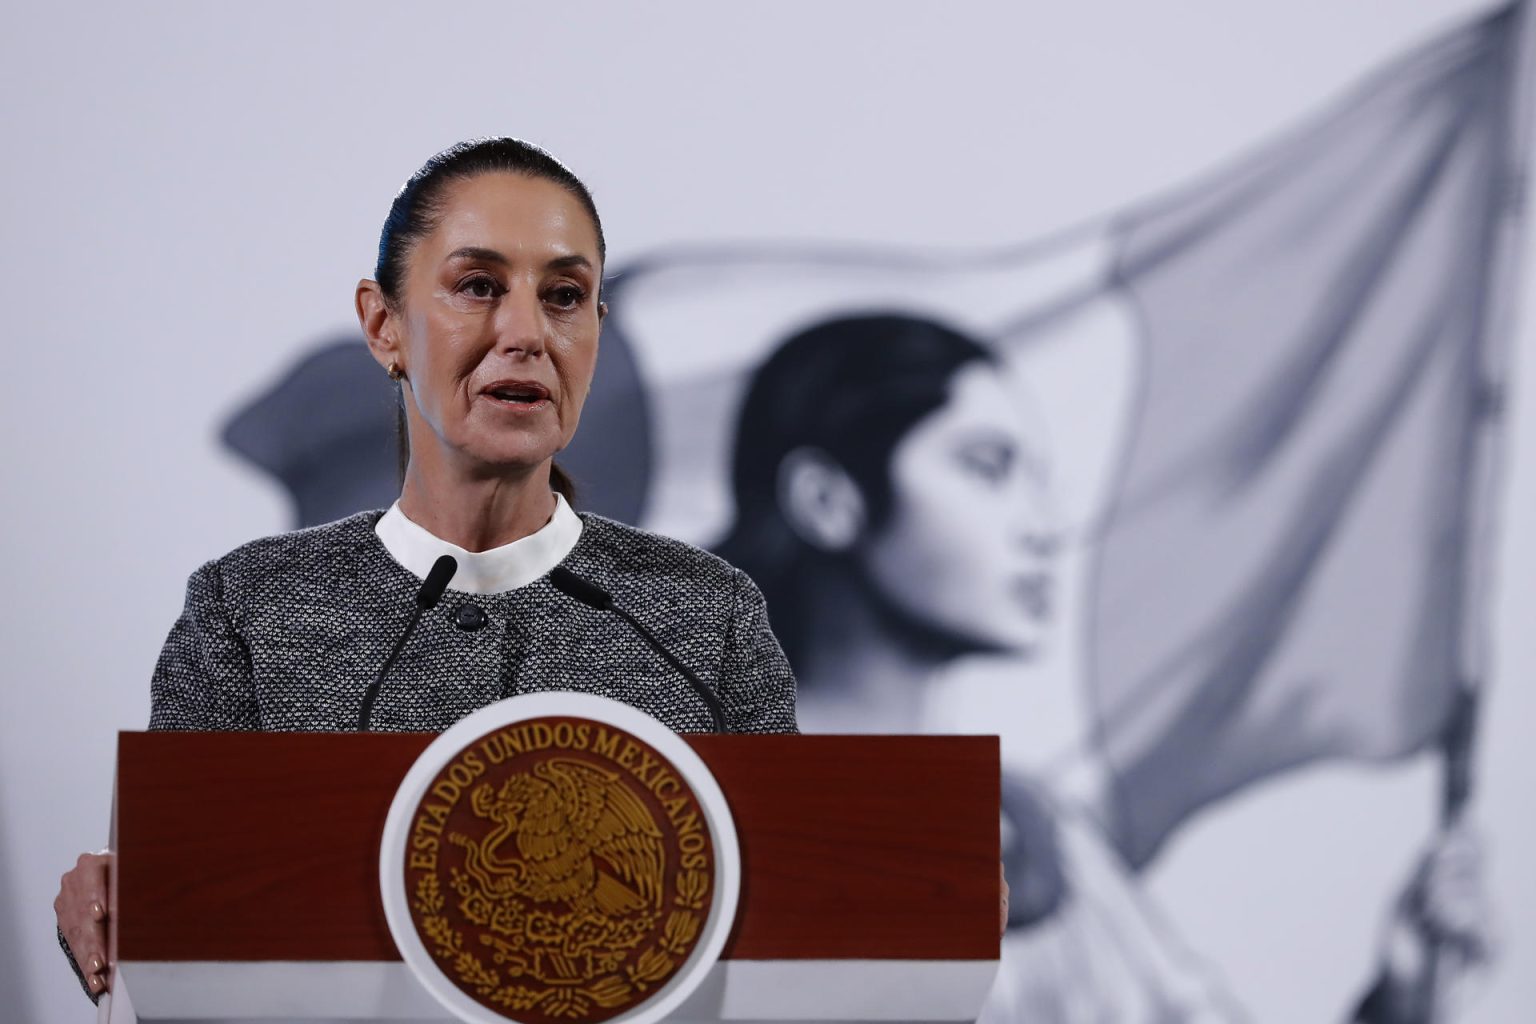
left=54, top=138, right=800, bottom=1001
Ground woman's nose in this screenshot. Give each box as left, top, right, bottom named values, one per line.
left=1014, top=503, right=1061, bottom=560
left=495, top=289, right=547, bottom=357
left=1012, top=494, right=1061, bottom=561
left=1019, top=528, right=1060, bottom=561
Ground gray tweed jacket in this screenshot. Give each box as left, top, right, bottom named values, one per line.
left=63, top=511, right=797, bottom=1001
left=149, top=510, right=799, bottom=736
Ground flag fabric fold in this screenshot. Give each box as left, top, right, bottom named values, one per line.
left=1091, top=2, right=1524, bottom=866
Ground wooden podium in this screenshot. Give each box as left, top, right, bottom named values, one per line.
left=104, top=732, right=1000, bottom=1023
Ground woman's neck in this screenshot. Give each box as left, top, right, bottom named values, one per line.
left=396, top=453, right=557, bottom=553
left=793, top=568, right=948, bottom=733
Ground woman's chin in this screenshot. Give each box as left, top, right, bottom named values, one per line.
left=960, top=622, right=1048, bottom=661
left=454, top=444, right=560, bottom=477
left=1006, top=639, right=1046, bottom=664
left=456, top=410, right=566, bottom=466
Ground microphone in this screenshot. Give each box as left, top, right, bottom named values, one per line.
left=358, top=555, right=457, bottom=730
left=548, top=566, right=727, bottom=732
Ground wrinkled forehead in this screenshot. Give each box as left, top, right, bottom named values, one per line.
left=416, top=173, right=603, bottom=269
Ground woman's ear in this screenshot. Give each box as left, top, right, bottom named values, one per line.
left=355, top=279, right=402, bottom=374
left=777, top=448, right=866, bottom=553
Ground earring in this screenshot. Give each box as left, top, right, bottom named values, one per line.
left=387, top=361, right=404, bottom=381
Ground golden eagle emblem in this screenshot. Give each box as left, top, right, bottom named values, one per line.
left=454, top=756, right=665, bottom=920
left=405, top=719, right=715, bottom=1024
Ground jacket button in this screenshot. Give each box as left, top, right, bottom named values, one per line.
left=455, top=604, right=488, bottom=631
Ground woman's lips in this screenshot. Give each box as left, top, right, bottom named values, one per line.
left=1012, top=574, right=1052, bottom=620
left=480, top=380, right=552, bottom=412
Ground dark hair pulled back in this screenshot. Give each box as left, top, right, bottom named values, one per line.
left=377, top=138, right=606, bottom=504
left=715, top=313, right=996, bottom=668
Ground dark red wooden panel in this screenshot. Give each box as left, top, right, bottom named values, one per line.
left=115, top=732, right=998, bottom=962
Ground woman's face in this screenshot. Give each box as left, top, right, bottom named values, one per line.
left=385, top=172, right=603, bottom=475
left=857, top=361, right=1057, bottom=657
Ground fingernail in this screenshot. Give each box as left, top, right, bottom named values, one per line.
left=90, top=901, right=105, bottom=920
left=89, top=955, right=104, bottom=973
left=87, top=976, right=101, bottom=991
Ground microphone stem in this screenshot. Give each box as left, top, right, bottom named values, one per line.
left=612, top=606, right=727, bottom=732
left=359, top=604, right=425, bottom=731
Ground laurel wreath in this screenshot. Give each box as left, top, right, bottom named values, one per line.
left=413, top=867, right=710, bottom=1019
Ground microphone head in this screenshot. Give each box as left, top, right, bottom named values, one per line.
left=548, top=566, right=613, bottom=610
left=416, top=555, right=458, bottom=609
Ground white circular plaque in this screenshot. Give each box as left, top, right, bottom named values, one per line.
left=380, top=693, right=740, bottom=1024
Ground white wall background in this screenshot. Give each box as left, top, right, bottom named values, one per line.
left=2, top=2, right=1532, bottom=1021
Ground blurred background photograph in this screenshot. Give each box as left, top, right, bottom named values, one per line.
left=5, top=2, right=1536, bottom=1021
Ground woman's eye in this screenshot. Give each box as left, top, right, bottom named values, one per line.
left=460, top=276, right=503, bottom=300
left=546, top=285, right=587, bottom=309
left=957, top=443, right=1015, bottom=483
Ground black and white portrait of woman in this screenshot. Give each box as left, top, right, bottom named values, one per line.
left=714, top=314, right=1056, bottom=732
left=697, top=305, right=1493, bottom=1022
left=705, top=310, right=1254, bottom=1019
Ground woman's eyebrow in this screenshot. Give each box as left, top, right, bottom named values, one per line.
left=445, top=246, right=509, bottom=266
left=545, top=254, right=594, bottom=272
left=443, top=248, right=593, bottom=273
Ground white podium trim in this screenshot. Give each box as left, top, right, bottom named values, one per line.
left=110, top=958, right=1000, bottom=1022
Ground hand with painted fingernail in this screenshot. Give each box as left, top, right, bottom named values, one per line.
left=998, top=858, right=1010, bottom=939
left=55, top=851, right=113, bottom=998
